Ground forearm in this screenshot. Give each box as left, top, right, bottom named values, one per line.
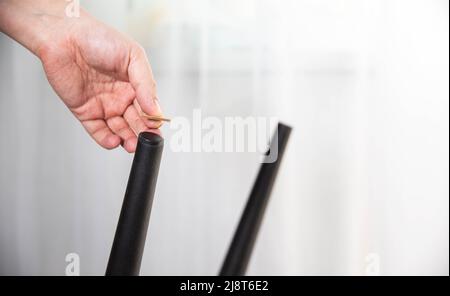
left=0, top=0, right=74, bottom=56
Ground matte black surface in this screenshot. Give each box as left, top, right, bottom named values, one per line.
left=219, top=123, right=292, bottom=276
left=106, top=132, right=163, bottom=276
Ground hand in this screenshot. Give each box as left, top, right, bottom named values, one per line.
left=0, top=1, right=163, bottom=153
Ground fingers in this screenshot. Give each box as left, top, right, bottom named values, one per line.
left=81, top=102, right=161, bottom=153
left=106, top=116, right=137, bottom=153
left=106, top=105, right=162, bottom=153
left=82, top=119, right=121, bottom=150
left=82, top=111, right=161, bottom=153
left=95, top=106, right=159, bottom=153
left=133, top=99, right=163, bottom=129
left=72, top=82, right=136, bottom=121
left=123, top=104, right=152, bottom=136
left=128, top=44, right=162, bottom=117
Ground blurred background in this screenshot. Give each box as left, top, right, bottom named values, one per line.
left=0, top=0, right=448, bottom=275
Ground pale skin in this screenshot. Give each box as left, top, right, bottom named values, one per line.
left=0, top=0, right=163, bottom=153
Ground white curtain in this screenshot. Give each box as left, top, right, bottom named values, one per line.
left=0, top=0, right=448, bottom=275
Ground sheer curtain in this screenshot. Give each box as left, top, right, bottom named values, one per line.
left=0, top=0, right=448, bottom=275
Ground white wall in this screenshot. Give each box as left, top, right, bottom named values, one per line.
left=0, top=0, right=448, bottom=275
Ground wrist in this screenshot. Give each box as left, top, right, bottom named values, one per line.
left=0, top=0, right=82, bottom=57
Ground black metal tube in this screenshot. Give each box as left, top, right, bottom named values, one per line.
left=106, top=132, right=163, bottom=276
left=219, top=123, right=292, bottom=276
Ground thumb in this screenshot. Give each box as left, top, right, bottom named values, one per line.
left=128, top=44, right=162, bottom=116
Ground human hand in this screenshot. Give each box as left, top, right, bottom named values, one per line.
left=0, top=0, right=163, bottom=152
